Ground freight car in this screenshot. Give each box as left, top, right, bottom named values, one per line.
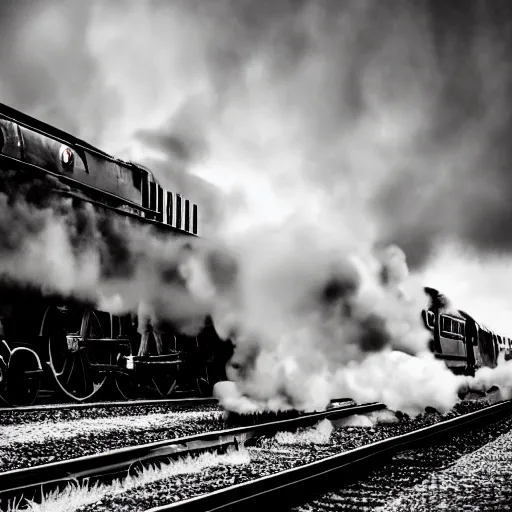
left=0, top=103, right=229, bottom=406
left=422, top=287, right=511, bottom=375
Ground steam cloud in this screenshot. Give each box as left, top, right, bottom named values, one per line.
left=1, top=0, right=512, bottom=414
left=207, top=236, right=463, bottom=415
left=0, top=173, right=226, bottom=337
left=462, top=353, right=512, bottom=402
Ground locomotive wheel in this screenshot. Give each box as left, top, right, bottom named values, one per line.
left=0, top=348, right=41, bottom=407
left=146, top=333, right=178, bottom=399
left=46, top=307, right=109, bottom=402
left=114, top=331, right=178, bottom=400
left=114, top=343, right=144, bottom=401
left=115, top=378, right=145, bottom=401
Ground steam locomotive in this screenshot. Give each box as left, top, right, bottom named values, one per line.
left=0, top=104, right=508, bottom=408
left=0, top=103, right=229, bottom=406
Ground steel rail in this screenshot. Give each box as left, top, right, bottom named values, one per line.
left=147, top=399, right=512, bottom=512
left=0, top=396, right=218, bottom=413
left=0, top=397, right=353, bottom=414
left=0, top=402, right=382, bottom=509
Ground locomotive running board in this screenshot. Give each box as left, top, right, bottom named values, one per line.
left=122, top=355, right=184, bottom=370
left=66, top=336, right=131, bottom=351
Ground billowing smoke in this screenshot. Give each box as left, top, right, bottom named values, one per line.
left=206, top=236, right=464, bottom=415
left=2, top=1, right=512, bottom=413
left=5, top=1, right=512, bottom=255
left=0, top=173, right=229, bottom=336
left=463, top=352, right=512, bottom=401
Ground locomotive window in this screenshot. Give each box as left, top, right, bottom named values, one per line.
left=441, top=316, right=465, bottom=337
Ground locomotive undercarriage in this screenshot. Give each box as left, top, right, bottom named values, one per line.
left=0, top=290, right=227, bottom=406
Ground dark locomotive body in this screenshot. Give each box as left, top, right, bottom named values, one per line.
left=422, top=287, right=510, bottom=375
left=0, top=103, right=229, bottom=406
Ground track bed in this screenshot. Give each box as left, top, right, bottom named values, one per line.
left=4, top=399, right=505, bottom=512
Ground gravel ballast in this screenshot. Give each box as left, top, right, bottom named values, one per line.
left=60, top=400, right=499, bottom=512
left=293, top=410, right=512, bottom=510
left=0, top=408, right=225, bottom=471
left=0, top=403, right=220, bottom=427
left=377, top=426, right=512, bottom=511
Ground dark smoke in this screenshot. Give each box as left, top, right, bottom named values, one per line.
left=373, top=1, right=512, bottom=267
left=139, top=0, right=512, bottom=267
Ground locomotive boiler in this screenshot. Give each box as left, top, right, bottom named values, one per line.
left=0, top=103, right=229, bottom=406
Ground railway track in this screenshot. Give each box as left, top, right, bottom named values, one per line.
left=0, top=397, right=352, bottom=415
left=140, top=399, right=512, bottom=512
left=0, top=401, right=381, bottom=510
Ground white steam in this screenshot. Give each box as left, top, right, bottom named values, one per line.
left=207, top=233, right=464, bottom=416
left=0, top=194, right=220, bottom=336
left=464, top=352, right=512, bottom=401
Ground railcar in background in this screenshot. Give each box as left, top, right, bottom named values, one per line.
left=0, top=103, right=229, bottom=406
left=422, top=287, right=511, bottom=375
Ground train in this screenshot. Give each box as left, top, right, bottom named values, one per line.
left=0, top=103, right=231, bottom=406
left=423, top=286, right=511, bottom=374
left=0, top=104, right=509, bottom=408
